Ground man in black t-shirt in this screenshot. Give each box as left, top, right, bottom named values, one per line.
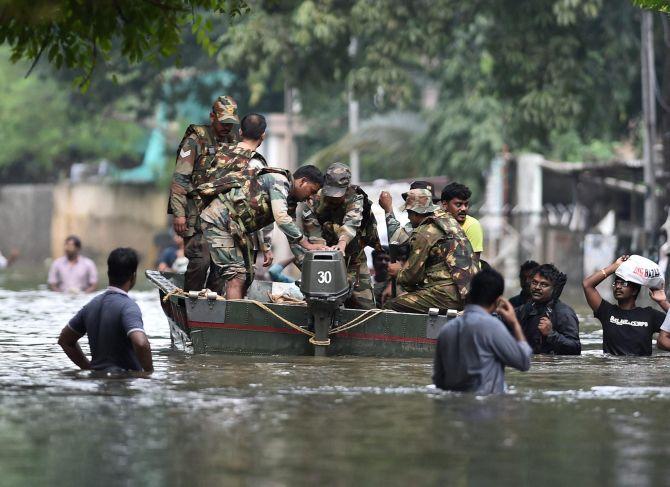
left=582, top=255, right=670, bottom=356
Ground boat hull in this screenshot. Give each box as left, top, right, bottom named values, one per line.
left=147, top=270, right=449, bottom=358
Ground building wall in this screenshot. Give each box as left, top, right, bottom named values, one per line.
left=51, top=182, right=169, bottom=265
left=0, top=184, right=54, bottom=264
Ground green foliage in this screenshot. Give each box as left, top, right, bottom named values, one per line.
left=633, top=0, right=670, bottom=12
left=0, top=0, right=248, bottom=89
left=0, top=49, right=147, bottom=182
left=213, top=0, right=640, bottom=196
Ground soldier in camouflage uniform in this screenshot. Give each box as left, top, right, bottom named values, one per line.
left=379, top=180, right=443, bottom=247
left=198, top=165, right=326, bottom=299
left=377, top=181, right=443, bottom=305
left=384, top=188, right=478, bottom=313
left=169, top=96, right=240, bottom=292
left=293, top=163, right=380, bottom=310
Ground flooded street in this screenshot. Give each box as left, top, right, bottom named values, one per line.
left=2, top=280, right=670, bottom=486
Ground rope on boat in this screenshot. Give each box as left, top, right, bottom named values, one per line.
left=163, top=287, right=388, bottom=344
left=329, top=308, right=385, bottom=335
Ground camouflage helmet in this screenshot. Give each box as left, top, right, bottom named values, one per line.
left=400, top=188, right=439, bottom=214
left=402, top=180, right=440, bottom=203
left=322, top=162, right=351, bottom=198
left=212, top=95, right=239, bottom=124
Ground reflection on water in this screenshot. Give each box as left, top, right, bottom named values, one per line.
left=1, top=284, right=670, bottom=486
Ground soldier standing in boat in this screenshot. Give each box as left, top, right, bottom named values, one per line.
left=294, top=163, right=381, bottom=309
left=384, top=188, right=478, bottom=313
left=168, top=95, right=240, bottom=292
left=198, top=165, right=327, bottom=299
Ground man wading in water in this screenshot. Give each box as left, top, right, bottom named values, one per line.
left=58, top=248, right=153, bottom=373
left=583, top=255, right=670, bottom=355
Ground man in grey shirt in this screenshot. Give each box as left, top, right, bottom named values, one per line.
left=433, top=268, right=532, bottom=394
left=58, top=248, right=153, bottom=373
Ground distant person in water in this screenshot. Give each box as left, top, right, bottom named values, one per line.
left=58, top=248, right=153, bottom=373
left=509, top=260, right=539, bottom=308
left=582, top=255, right=670, bottom=355
left=433, top=268, right=532, bottom=394
left=48, top=235, right=98, bottom=293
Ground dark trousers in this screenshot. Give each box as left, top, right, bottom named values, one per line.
left=183, top=232, right=223, bottom=293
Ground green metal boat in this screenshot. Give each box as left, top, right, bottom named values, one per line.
left=146, top=251, right=455, bottom=358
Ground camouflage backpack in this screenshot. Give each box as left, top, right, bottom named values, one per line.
left=198, top=166, right=292, bottom=233
left=191, top=143, right=267, bottom=210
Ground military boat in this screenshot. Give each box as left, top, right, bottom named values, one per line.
left=146, top=251, right=455, bottom=357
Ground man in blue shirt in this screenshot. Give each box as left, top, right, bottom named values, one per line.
left=433, top=268, right=532, bottom=394
left=58, top=248, right=153, bottom=373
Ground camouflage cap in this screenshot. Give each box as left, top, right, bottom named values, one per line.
left=212, top=95, right=239, bottom=124
left=402, top=180, right=440, bottom=203
left=322, top=162, right=351, bottom=197
left=399, top=188, right=439, bottom=214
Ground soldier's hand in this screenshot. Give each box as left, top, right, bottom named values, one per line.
left=262, top=250, right=274, bottom=267
left=538, top=316, right=553, bottom=336
left=381, top=282, right=393, bottom=305
left=387, top=262, right=402, bottom=277
left=379, top=191, right=393, bottom=213
left=173, top=216, right=187, bottom=236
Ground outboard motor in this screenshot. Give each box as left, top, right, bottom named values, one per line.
left=300, top=250, right=352, bottom=356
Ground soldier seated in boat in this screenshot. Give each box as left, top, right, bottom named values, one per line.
left=379, top=180, right=443, bottom=247
left=198, top=164, right=326, bottom=299
left=384, top=188, right=478, bottom=313
left=292, top=162, right=381, bottom=309
left=378, top=181, right=453, bottom=305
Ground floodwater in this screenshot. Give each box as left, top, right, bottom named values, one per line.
left=2, top=276, right=670, bottom=486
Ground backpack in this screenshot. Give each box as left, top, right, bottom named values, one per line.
left=198, top=166, right=292, bottom=233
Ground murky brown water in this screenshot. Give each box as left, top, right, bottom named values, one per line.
left=2, top=274, right=670, bottom=486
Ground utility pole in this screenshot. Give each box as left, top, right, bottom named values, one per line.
left=348, top=37, right=360, bottom=184
left=641, top=11, right=659, bottom=246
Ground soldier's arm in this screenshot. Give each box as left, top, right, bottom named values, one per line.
left=387, top=214, right=412, bottom=245
left=268, top=175, right=304, bottom=243
left=259, top=225, right=273, bottom=252
left=397, top=233, right=431, bottom=288
left=338, top=192, right=365, bottom=246
left=300, top=200, right=327, bottom=244
left=169, top=133, right=199, bottom=217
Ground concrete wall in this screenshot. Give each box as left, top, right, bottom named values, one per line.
left=51, top=182, right=169, bottom=265
left=0, top=184, right=54, bottom=264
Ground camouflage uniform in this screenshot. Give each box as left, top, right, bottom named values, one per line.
left=199, top=167, right=303, bottom=287
left=385, top=181, right=444, bottom=246
left=384, top=189, right=478, bottom=313
left=168, top=96, right=239, bottom=292
left=293, top=163, right=380, bottom=310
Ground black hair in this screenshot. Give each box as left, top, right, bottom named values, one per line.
left=533, top=263, right=567, bottom=303
left=293, top=165, right=324, bottom=186
left=520, top=260, right=540, bottom=279
left=469, top=268, right=505, bottom=307
left=441, top=182, right=472, bottom=202
left=107, top=247, right=139, bottom=287
left=65, top=235, right=82, bottom=249
left=372, top=246, right=390, bottom=260
left=240, top=113, right=266, bottom=140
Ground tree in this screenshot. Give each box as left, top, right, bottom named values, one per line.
left=216, top=0, right=641, bottom=193
left=634, top=0, right=670, bottom=12
left=0, top=0, right=248, bottom=89
left=0, top=48, right=148, bottom=182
